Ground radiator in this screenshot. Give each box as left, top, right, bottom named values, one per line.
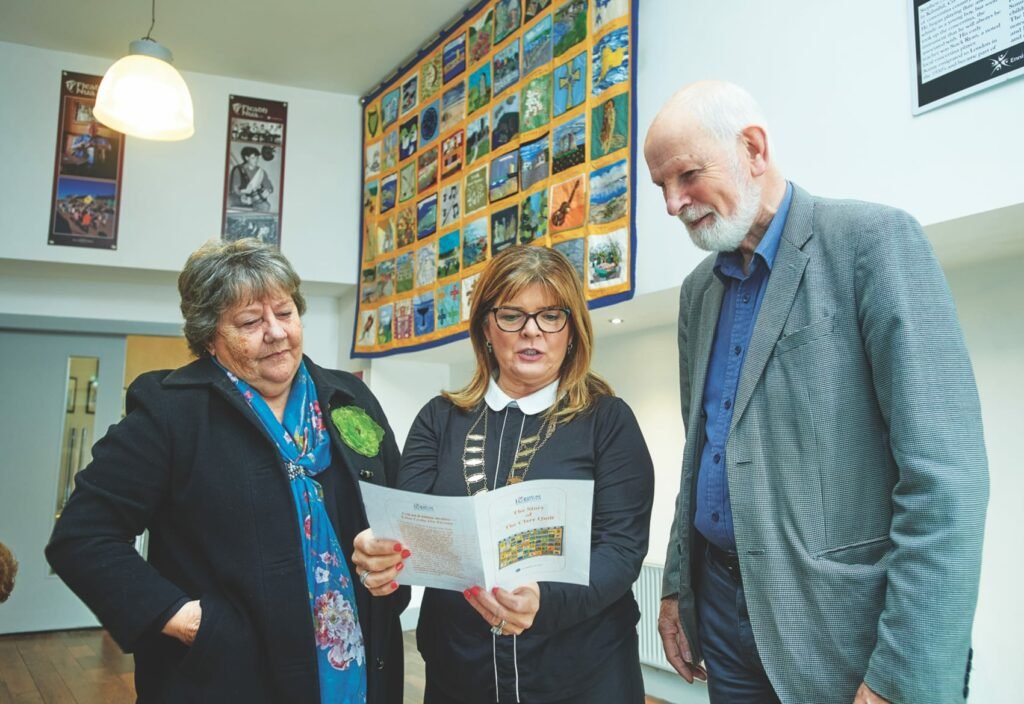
left=632, top=562, right=675, bottom=673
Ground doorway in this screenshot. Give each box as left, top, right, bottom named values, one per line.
left=0, top=329, right=192, bottom=635
left=0, top=330, right=126, bottom=634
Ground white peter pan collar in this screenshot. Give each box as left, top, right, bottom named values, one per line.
left=484, top=377, right=559, bottom=415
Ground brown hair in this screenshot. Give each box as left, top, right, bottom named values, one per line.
left=0, top=542, right=17, bottom=603
left=444, top=245, right=613, bottom=421
left=178, top=238, right=306, bottom=358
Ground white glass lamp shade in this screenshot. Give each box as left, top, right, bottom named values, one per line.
left=94, top=40, right=195, bottom=141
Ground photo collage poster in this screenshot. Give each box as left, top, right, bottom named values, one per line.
left=48, top=71, right=126, bottom=250
left=354, top=0, right=637, bottom=356
left=222, top=95, right=288, bottom=247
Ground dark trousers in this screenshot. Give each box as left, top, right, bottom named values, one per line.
left=423, top=629, right=644, bottom=704
left=697, top=546, right=781, bottom=704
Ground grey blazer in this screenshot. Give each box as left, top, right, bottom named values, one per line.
left=661, top=184, right=988, bottom=703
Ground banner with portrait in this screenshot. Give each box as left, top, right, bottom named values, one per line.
left=353, top=0, right=638, bottom=357
left=48, top=71, right=125, bottom=250
left=222, top=95, right=288, bottom=246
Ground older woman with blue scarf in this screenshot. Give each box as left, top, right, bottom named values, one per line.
left=47, top=238, right=408, bottom=703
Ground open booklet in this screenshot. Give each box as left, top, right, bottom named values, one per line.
left=359, top=479, right=594, bottom=592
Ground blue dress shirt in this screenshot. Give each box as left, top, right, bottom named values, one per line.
left=694, top=182, right=793, bottom=552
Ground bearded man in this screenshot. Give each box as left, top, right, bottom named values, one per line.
left=643, top=80, right=988, bottom=704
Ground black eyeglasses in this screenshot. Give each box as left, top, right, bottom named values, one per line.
left=490, top=307, right=571, bottom=333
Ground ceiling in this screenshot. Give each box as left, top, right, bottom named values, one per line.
left=0, top=0, right=475, bottom=95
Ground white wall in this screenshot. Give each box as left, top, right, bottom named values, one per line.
left=335, top=288, right=369, bottom=374
left=357, top=347, right=472, bottom=455
left=0, top=40, right=362, bottom=287
left=945, top=254, right=1024, bottom=704
left=633, top=0, right=1024, bottom=296
left=365, top=358, right=452, bottom=622
left=0, top=260, right=184, bottom=325
left=367, top=358, right=450, bottom=451
left=0, top=39, right=362, bottom=367
left=300, top=291, right=343, bottom=372
left=592, top=325, right=682, bottom=566
left=0, top=259, right=345, bottom=369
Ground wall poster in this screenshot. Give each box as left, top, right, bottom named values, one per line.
left=48, top=71, right=125, bottom=250
left=222, top=95, right=288, bottom=246
left=910, top=0, right=1024, bottom=113
left=353, top=0, right=638, bottom=357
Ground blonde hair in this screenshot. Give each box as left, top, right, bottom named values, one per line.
left=444, top=245, right=613, bottom=421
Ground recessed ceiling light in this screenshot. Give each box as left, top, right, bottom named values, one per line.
left=609, top=318, right=624, bottom=325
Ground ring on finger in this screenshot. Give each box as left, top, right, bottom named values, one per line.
left=490, top=618, right=507, bottom=636
left=359, top=569, right=371, bottom=587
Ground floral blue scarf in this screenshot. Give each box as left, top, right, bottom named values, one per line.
left=218, top=359, right=367, bottom=704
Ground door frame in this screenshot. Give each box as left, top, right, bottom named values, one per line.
left=0, top=313, right=182, bottom=338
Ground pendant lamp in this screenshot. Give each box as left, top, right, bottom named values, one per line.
left=93, top=0, right=194, bottom=141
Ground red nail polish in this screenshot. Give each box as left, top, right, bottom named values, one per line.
left=393, top=542, right=403, bottom=552
left=396, top=562, right=404, bottom=572
left=471, top=586, right=481, bottom=596
left=491, top=587, right=499, bottom=596
left=463, top=589, right=472, bottom=599
left=390, top=581, right=398, bottom=590
left=401, top=549, right=411, bottom=559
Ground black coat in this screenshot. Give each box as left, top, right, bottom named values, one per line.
left=46, top=356, right=409, bottom=703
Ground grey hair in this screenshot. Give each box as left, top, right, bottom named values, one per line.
left=178, top=238, right=306, bottom=357
left=687, top=82, right=769, bottom=148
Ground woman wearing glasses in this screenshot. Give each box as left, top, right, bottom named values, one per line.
left=353, top=245, right=654, bottom=703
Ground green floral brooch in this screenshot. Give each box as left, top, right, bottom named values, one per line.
left=330, top=406, right=384, bottom=458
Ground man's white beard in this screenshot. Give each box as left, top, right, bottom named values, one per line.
left=678, top=168, right=762, bottom=253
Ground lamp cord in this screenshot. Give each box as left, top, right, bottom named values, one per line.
left=144, top=0, right=156, bottom=40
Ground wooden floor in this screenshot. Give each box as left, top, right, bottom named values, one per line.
left=0, top=629, right=135, bottom=703
left=0, top=629, right=667, bottom=703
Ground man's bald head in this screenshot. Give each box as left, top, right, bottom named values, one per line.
left=644, top=81, right=786, bottom=261
left=646, top=80, right=769, bottom=158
